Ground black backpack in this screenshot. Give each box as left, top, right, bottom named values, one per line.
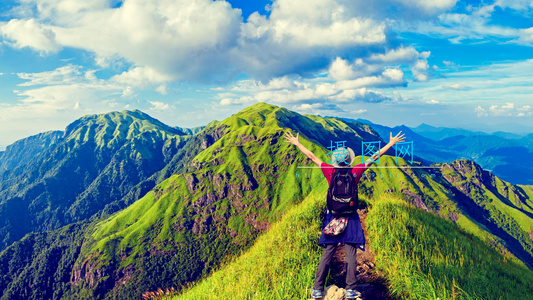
left=327, top=166, right=358, bottom=215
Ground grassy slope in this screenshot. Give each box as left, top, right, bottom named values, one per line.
left=76, top=103, right=532, bottom=298
left=174, top=189, right=533, bottom=300
left=368, top=196, right=533, bottom=300
left=438, top=161, right=533, bottom=267
left=355, top=155, right=532, bottom=267
left=71, top=103, right=384, bottom=298
left=173, top=182, right=329, bottom=300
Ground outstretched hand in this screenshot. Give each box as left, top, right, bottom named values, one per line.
left=389, top=131, right=406, bottom=145
left=284, top=131, right=299, bottom=146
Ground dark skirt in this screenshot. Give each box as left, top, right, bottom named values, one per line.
left=318, top=212, right=366, bottom=251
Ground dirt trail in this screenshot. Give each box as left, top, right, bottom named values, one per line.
left=311, top=209, right=391, bottom=300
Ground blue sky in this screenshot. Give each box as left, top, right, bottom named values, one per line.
left=0, top=0, right=532, bottom=150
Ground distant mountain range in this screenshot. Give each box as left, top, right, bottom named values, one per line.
left=336, top=118, right=533, bottom=185
left=0, top=103, right=532, bottom=300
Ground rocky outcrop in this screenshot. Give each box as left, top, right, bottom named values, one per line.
left=400, top=188, right=428, bottom=212
left=70, top=255, right=108, bottom=288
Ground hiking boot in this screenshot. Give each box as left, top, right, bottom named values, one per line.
left=346, top=289, right=362, bottom=299
left=311, top=289, right=323, bottom=299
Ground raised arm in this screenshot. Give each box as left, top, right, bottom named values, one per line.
left=284, top=131, right=323, bottom=167
left=364, top=131, right=406, bottom=168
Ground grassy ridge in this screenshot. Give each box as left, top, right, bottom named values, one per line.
left=438, top=160, right=533, bottom=267
left=71, top=103, right=378, bottom=298
left=174, top=191, right=533, bottom=300
left=367, top=197, right=533, bottom=300
left=173, top=181, right=329, bottom=300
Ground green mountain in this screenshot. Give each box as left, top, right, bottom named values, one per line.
left=0, top=110, right=191, bottom=251
left=0, top=102, right=532, bottom=300
left=0, top=130, right=63, bottom=172
left=0, top=103, right=384, bottom=299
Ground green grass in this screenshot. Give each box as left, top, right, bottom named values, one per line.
left=168, top=188, right=533, bottom=300
left=171, top=181, right=329, bottom=300
left=367, top=196, right=533, bottom=300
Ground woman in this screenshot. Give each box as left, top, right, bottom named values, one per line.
left=284, top=130, right=405, bottom=299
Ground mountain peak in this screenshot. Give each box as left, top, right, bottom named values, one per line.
left=62, top=109, right=184, bottom=147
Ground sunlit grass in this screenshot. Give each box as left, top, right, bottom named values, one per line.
left=367, top=196, right=533, bottom=300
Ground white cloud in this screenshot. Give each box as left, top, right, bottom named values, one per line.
left=475, top=102, right=533, bottom=117
left=149, top=101, right=170, bottom=111
left=475, top=105, right=488, bottom=117
left=518, top=105, right=531, bottom=111
left=155, top=85, right=168, bottom=95
left=494, top=0, right=533, bottom=11
left=351, top=109, right=367, bottom=114
left=7, top=65, right=135, bottom=113
left=443, top=83, right=470, bottom=90
left=398, top=0, right=458, bottom=13
left=218, top=70, right=398, bottom=109
left=1, top=0, right=242, bottom=82
left=369, top=46, right=419, bottom=63
left=112, top=67, right=172, bottom=87
left=392, top=2, right=533, bottom=46
left=500, top=102, right=514, bottom=110
left=329, top=57, right=357, bottom=81
left=0, top=18, right=61, bottom=54
left=0, top=63, right=135, bottom=149
left=237, top=0, right=388, bottom=79
left=517, top=27, right=533, bottom=45
left=427, top=99, right=439, bottom=104
left=292, top=102, right=342, bottom=112
left=0, top=0, right=394, bottom=83
left=17, top=64, right=82, bottom=86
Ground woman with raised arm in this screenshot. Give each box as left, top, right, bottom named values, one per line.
left=284, top=130, right=405, bottom=299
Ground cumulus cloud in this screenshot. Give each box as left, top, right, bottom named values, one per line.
left=292, top=102, right=344, bottom=112
left=237, top=0, right=387, bottom=79
left=0, top=18, right=61, bottom=54
left=330, top=47, right=432, bottom=83
left=518, top=105, right=531, bottom=111
left=218, top=71, right=397, bottom=109
left=475, top=102, right=532, bottom=117
left=516, top=27, right=533, bottom=45
left=0, top=0, right=395, bottom=83
left=351, top=109, right=367, bottom=114
left=369, top=46, right=420, bottom=63
left=412, top=58, right=430, bottom=81
left=149, top=101, right=170, bottom=111
left=1, top=0, right=242, bottom=83
left=112, top=67, right=172, bottom=87
left=0, top=0, right=454, bottom=91
left=475, top=105, right=488, bottom=117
